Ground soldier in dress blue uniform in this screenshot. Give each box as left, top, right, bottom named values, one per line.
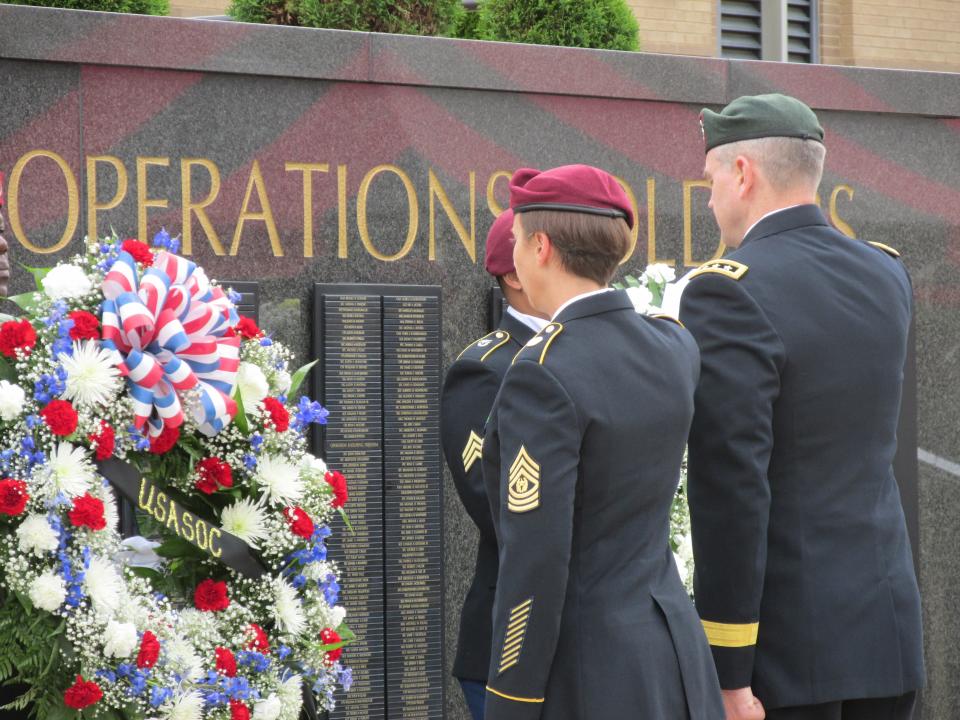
left=680, top=94, right=925, bottom=720
left=441, top=209, right=548, bottom=720
left=481, top=164, right=724, bottom=720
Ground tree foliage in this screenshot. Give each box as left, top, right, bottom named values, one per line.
left=478, top=0, right=640, bottom=51
left=228, top=0, right=462, bottom=35
left=4, top=0, right=168, bottom=15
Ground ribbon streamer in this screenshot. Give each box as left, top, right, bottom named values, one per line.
left=101, top=250, right=240, bottom=437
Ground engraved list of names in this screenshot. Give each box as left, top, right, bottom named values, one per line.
left=313, top=285, right=443, bottom=720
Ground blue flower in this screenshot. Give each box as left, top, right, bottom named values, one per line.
left=277, top=645, right=292, bottom=660
left=250, top=433, right=264, bottom=452
left=321, top=574, right=340, bottom=605
left=293, top=397, right=329, bottom=432
left=149, top=686, right=173, bottom=707
left=243, top=453, right=257, bottom=470
left=151, top=228, right=180, bottom=253
left=338, top=666, right=353, bottom=691
left=226, top=288, right=242, bottom=304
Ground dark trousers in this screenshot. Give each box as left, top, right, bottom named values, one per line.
left=458, top=678, right=486, bottom=720
left=766, top=691, right=917, bottom=720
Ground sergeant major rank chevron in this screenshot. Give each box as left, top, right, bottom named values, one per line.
left=508, top=446, right=540, bottom=513
left=462, top=430, right=483, bottom=472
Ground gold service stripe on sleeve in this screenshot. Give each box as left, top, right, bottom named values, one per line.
left=701, top=620, right=759, bottom=648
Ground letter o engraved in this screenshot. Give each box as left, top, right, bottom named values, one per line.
left=195, top=520, right=209, bottom=551
left=356, top=164, right=419, bottom=261
left=9, top=150, right=79, bottom=254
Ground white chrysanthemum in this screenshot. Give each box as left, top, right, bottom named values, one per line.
left=278, top=675, right=303, bottom=720
left=103, top=619, right=138, bottom=658
left=59, top=341, right=121, bottom=407
left=221, top=497, right=269, bottom=549
left=41, top=264, right=92, bottom=300
left=45, top=443, right=95, bottom=497
left=273, top=578, right=306, bottom=636
left=272, top=370, right=292, bottom=394
left=103, top=490, right=119, bottom=533
left=85, top=556, right=122, bottom=613
left=163, top=691, right=204, bottom=720
left=252, top=694, right=282, bottom=720
left=256, top=454, right=304, bottom=506
left=0, top=380, right=26, bottom=422
left=164, top=636, right=203, bottom=681
left=644, top=263, right=676, bottom=285
left=328, top=605, right=347, bottom=629
left=300, top=454, right=327, bottom=478
left=237, top=362, right=269, bottom=409
left=28, top=571, right=66, bottom=612
left=16, top=514, right=59, bottom=556
left=625, top=285, right=654, bottom=314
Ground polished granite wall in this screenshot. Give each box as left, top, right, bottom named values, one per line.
left=2, top=6, right=959, bottom=717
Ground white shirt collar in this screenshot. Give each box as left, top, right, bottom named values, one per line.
left=741, top=204, right=802, bottom=243
left=506, top=305, right=550, bottom=333
left=551, top=287, right=613, bottom=321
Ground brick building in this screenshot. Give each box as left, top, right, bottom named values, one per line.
left=169, top=0, right=960, bottom=73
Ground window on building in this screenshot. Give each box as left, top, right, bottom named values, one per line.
left=720, top=0, right=818, bottom=63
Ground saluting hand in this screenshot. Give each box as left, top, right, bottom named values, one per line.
left=722, top=687, right=765, bottom=720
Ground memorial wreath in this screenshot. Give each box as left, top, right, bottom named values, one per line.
left=0, top=231, right=352, bottom=719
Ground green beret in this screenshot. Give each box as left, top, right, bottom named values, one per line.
left=699, top=93, right=824, bottom=153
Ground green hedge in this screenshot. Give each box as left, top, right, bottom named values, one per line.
left=478, top=0, right=639, bottom=51
left=4, top=0, right=168, bottom=14
left=228, top=0, right=463, bottom=35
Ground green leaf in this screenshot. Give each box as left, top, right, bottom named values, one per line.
left=611, top=281, right=624, bottom=290
left=19, top=264, right=51, bottom=291
left=232, top=389, right=249, bottom=434
left=154, top=536, right=204, bottom=559
left=338, top=507, right=354, bottom=533
left=288, top=358, right=318, bottom=399
left=128, top=566, right=163, bottom=583
left=5, top=292, right=40, bottom=312
left=0, top=356, right=13, bottom=382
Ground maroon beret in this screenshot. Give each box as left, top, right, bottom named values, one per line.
left=509, top=164, right=634, bottom=229
left=484, top=209, right=516, bottom=276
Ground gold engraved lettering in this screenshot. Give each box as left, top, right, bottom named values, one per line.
left=683, top=179, right=722, bottom=266
left=428, top=169, right=475, bottom=262
left=231, top=160, right=283, bottom=257
left=613, top=175, right=638, bottom=265
left=286, top=162, right=329, bottom=258
left=646, top=177, right=674, bottom=267
left=337, top=164, right=349, bottom=259
left=357, top=164, right=418, bottom=262
left=86, top=155, right=128, bottom=243
left=9, top=150, right=79, bottom=254
left=486, top=170, right=512, bottom=216
left=136, top=156, right=170, bottom=244
left=181, top=158, right=224, bottom=256
left=830, top=184, right=856, bottom=239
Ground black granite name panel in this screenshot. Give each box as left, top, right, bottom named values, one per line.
left=313, top=284, right=444, bottom=720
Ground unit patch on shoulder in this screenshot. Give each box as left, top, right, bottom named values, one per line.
left=508, top=446, right=540, bottom=513
left=456, top=330, right=511, bottom=362
left=512, top=322, right=563, bottom=365
left=867, top=241, right=901, bottom=258
left=687, top=259, right=749, bottom=281
left=462, top=430, right=483, bottom=473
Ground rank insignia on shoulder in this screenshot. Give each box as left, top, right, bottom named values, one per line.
left=650, top=313, right=685, bottom=328
left=512, top=322, right=563, bottom=365
left=508, top=446, right=540, bottom=513
left=498, top=597, right=533, bottom=674
left=867, top=241, right=901, bottom=258
left=462, top=430, right=483, bottom=473
left=688, top=259, right=749, bottom=281
left=457, top=330, right=511, bottom=361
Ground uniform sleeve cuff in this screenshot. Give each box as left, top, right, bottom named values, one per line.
left=710, top=644, right=757, bottom=689
left=484, top=685, right=544, bottom=720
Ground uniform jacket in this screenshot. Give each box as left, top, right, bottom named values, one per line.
left=679, top=204, right=925, bottom=709
left=441, top=311, right=537, bottom=681
left=482, top=290, right=724, bottom=720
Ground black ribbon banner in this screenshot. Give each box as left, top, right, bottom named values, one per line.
left=96, top=457, right=267, bottom=579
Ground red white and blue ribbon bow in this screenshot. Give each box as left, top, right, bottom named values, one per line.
left=101, top=250, right=241, bottom=437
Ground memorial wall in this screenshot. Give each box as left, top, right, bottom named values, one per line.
left=2, top=6, right=960, bottom=718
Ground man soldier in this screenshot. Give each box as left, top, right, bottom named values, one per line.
left=680, top=94, right=925, bottom=720
left=482, top=164, right=723, bottom=720
left=440, top=208, right=548, bottom=720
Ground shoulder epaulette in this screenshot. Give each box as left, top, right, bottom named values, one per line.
left=687, top=259, right=749, bottom=281
left=867, top=241, right=900, bottom=258
left=649, top=313, right=685, bottom=329
left=512, top=322, right=563, bottom=365
left=456, top=330, right=512, bottom=362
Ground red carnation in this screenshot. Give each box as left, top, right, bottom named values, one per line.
left=284, top=506, right=315, bottom=540
left=321, top=628, right=343, bottom=662
left=136, top=630, right=160, bottom=669
left=63, top=675, right=102, bottom=710
left=325, top=470, right=349, bottom=509
left=230, top=700, right=251, bottom=720
left=122, top=239, right=154, bottom=265
left=262, top=396, right=290, bottom=432
left=68, top=493, right=106, bottom=531
left=245, top=623, right=269, bottom=653
left=215, top=646, right=237, bottom=677
left=40, top=399, right=78, bottom=437
left=194, top=578, right=230, bottom=612
left=0, top=319, right=36, bottom=359
left=235, top=316, right=262, bottom=339
left=0, top=479, right=29, bottom=516
left=68, top=310, right=100, bottom=341
left=195, top=457, right=233, bottom=495
left=148, top=425, right=180, bottom=454
left=88, top=421, right=115, bottom=460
